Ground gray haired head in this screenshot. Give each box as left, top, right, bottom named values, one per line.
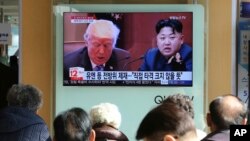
left=7, top=84, right=43, bottom=112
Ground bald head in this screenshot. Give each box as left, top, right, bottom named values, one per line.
left=221, top=95, right=245, bottom=119
left=209, top=94, right=247, bottom=130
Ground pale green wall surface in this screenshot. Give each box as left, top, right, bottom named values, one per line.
left=54, top=4, right=205, bottom=140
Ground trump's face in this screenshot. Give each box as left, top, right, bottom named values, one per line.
left=87, top=35, right=114, bottom=65
left=156, top=27, right=183, bottom=59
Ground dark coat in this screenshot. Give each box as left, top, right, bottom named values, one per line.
left=139, top=43, right=192, bottom=71
left=63, top=47, right=130, bottom=80
left=93, top=124, right=129, bottom=141
left=0, top=106, right=51, bottom=141
left=201, top=129, right=230, bottom=141
left=0, top=63, right=18, bottom=109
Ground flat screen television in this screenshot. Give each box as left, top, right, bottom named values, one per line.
left=55, top=5, right=204, bottom=139
left=62, top=5, right=196, bottom=86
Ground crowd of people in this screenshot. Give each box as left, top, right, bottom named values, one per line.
left=0, top=83, right=248, bottom=141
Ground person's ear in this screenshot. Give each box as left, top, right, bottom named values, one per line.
left=163, top=134, right=177, bottom=141
left=206, top=113, right=212, bottom=127
left=180, top=34, right=184, bottom=44
left=89, top=129, right=96, bottom=141
left=242, top=118, right=247, bottom=125
left=85, top=40, right=89, bottom=47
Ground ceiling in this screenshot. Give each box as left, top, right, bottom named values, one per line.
left=0, top=0, right=19, bottom=24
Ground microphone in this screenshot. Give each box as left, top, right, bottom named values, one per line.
left=123, top=55, right=144, bottom=70
left=108, top=56, right=130, bottom=70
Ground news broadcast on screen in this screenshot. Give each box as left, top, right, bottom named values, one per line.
left=63, top=12, right=193, bottom=86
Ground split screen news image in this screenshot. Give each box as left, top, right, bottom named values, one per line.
left=63, top=12, right=193, bottom=86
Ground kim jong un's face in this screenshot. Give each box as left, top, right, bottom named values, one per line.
left=156, top=27, right=183, bottom=59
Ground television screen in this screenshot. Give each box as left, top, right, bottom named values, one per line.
left=63, top=12, right=193, bottom=86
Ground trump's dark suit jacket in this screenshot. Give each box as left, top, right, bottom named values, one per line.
left=63, top=47, right=130, bottom=80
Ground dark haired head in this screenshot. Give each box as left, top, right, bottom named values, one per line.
left=155, top=19, right=183, bottom=34
left=53, top=107, right=93, bottom=141
left=7, top=84, right=43, bottom=112
left=163, top=94, right=194, bottom=119
left=209, top=94, right=248, bottom=130
left=136, top=103, right=197, bottom=141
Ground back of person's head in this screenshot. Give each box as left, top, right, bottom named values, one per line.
left=53, top=107, right=95, bottom=141
left=89, top=103, right=128, bottom=141
left=136, top=103, right=198, bottom=141
left=208, top=94, right=248, bottom=130
left=163, top=94, right=207, bottom=140
left=83, top=19, right=120, bottom=47
left=155, top=19, right=183, bottom=34
left=6, top=84, right=42, bottom=112
left=163, top=93, right=194, bottom=118
left=90, top=102, right=121, bottom=129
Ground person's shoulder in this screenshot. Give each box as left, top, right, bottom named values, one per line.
left=180, top=43, right=192, bottom=52
left=144, top=48, right=160, bottom=59
left=0, top=106, right=48, bottom=134
left=8, top=107, right=46, bottom=124
left=112, top=48, right=130, bottom=63
left=64, top=47, right=87, bottom=65
left=113, top=48, right=130, bottom=56
left=94, top=125, right=128, bottom=141
left=201, top=130, right=230, bottom=141
left=113, top=47, right=127, bottom=52
left=22, top=122, right=51, bottom=141
left=179, top=44, right=192, bottom=59
left=64, top=47, right=86, bottom=57
left=147, top=47, right=158, bottom=53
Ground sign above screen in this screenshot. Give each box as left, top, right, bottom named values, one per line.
left=63, top=11, right=193, bottom=86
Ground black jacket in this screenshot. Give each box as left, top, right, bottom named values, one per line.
left=0, top=63, right=18, bottom=109
left=201, top=129, right=229, bottom=141
left=93, top=124, right=129, bottom=141
left=0, top=106, right=51, bottom=141
left=139, top=43, right=192, bottom=71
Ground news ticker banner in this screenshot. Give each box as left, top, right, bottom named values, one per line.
left=63, top=67, right=192, bottom=86
left=70, top=15, right=95, bottom=23
left=230, top=125, right=250, bottom=140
